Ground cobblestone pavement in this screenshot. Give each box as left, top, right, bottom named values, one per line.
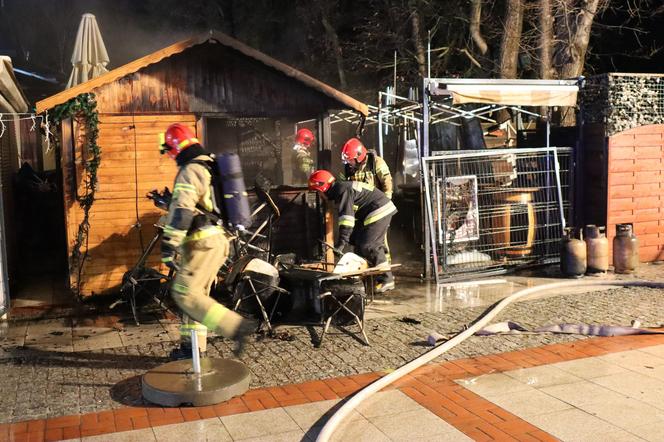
left=1, top=285, right=664, bottom=423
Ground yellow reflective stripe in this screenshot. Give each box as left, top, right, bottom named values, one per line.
left=172, top=283, right=188, bottom=293
left=178, top=137, right=200, bottom=148
left=339, top=215, right=355, bottom=227
left=180, top=323, right=208, bottom=331
left=352, top=205, right=359, bottom=211
left=364, top=202, right=397, bottom=225
left=183, top=226, right=222, bottom=243
left=161, top=256, right=174, bottom=263
left=202, top=304, right=229, bottom=330
left=163, top=226, right=187, bottom=238
left=351, top=180, right=374, bottom=192
left=159, top=132, right=165, bottom=145
left=224, top=194, right=234, bottom=199
left=174, top=183, right=197, bottom=193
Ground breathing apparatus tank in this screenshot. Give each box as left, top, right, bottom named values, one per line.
left=214, top=153, right=252, bottom=230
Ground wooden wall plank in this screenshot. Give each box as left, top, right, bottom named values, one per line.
left=65, top=114, right=196, bottom=296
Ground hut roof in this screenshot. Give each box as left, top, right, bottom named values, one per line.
left=36, top=31, right=368, bottom=115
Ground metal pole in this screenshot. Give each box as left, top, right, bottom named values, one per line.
left=421, top=157, right=440, bottom=284
left=422, top=78, right=431, bottom=279
left=190, top=329, right=201, bottom=375
left=393, top=51, right=397, bottom=93
left=427, top=30, right=431, bottom=79
left=553, top=144, right=566, bottom=233
left=378, top=92, right=384, bottom=157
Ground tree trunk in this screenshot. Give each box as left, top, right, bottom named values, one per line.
left=499, top=0, right=524, bottom=78
left=470, top=0, right=488, bottom=55
left=539, top=0, right=554, bottom=79
left=555, top=0, right=601, bottom=78
left=319, top=3, right=347, bottom=89
left=553, top=0, right=602, bottom=125
left=410, top=2, right=427, bottom=78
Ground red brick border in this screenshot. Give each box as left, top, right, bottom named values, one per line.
left=2, top=333, right=664, bottom=442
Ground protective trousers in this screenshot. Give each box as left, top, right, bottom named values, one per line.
left=170, top=231, right=246, bottom=352
left=353, top=214, right=393, bottom=284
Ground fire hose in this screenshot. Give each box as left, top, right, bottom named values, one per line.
left=316, top=279, right=664, bottom=442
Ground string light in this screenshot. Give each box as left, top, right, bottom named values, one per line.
left=0, top=114, right=5, bottom=139
left=43, top=110, right=52, bottom=153
left=30, top=114, right=37, bottom=132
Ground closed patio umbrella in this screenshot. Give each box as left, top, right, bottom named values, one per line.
left=66, top=13, right=109, bottom=89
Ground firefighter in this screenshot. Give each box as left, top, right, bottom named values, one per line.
left=309, top=170, right=396, bottom=293
left=293, top=128, right=315, bottom=184
left=341, top=138, right=393, bottom=199
left=341, top=138, right=395, bottom=289
left=159, top=123, right=254, bottom=359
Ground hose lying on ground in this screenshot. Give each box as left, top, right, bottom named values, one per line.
left=316, top=279, right=664, bottom=442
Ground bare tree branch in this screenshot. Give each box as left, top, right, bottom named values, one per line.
left=470, top=0, right=488, bottom=54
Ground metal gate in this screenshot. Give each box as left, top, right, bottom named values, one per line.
left=422, top=147, right=572, bottom=282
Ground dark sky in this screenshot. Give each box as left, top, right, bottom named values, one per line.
left=1, top=0, right=662, bottom=104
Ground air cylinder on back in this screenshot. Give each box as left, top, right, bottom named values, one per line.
left=216, top=153, right=251, bottom=229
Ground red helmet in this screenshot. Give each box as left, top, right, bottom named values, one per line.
left=341, top=138, right=367, bottom=164
left=295, top=128, right=315, bottom=148
left=308, top=170, right=335, bottom=193
left=159, top=123, right=199, bottom=160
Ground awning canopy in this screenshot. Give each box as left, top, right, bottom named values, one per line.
left=429, top=78, right=580, bottom=107
left=0, top=56, right=29, bottom=113
left=66, top=13, right=110, bottom=89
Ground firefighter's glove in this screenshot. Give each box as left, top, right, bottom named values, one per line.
left=161, top=243, right=179, bottom=271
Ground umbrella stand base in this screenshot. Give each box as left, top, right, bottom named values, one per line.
left=142, top=358, right=250, bottom=407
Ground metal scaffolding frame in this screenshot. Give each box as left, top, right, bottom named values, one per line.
left=327, top=77, right=581, bottom=282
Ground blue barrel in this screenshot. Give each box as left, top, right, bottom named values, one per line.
left=215, top=153, right=252, bottom=229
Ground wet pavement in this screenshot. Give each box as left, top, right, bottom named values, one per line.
left=1, top=264, right=664, bottom=440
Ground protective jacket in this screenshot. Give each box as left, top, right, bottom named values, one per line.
left=326, top=180, right=397, bottom=246
left=294, top=147, right=314, bottom=183
left=162, top=145, right=222, bottom=250
left=342, top=149, right=393, bottom=199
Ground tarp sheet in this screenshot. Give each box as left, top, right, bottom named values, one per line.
left=0, top=57, right=29, bottom=113
left=430, top=79, right=579, bottom=107
left=446, top=84, right=578, bottom=106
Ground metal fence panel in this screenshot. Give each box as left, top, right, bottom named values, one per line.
left=422, top=147, right=572, bottom=282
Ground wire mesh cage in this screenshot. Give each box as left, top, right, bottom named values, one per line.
left=581, top=73, right=664, bottom=136
left=422, top=147, right=572, bottom=281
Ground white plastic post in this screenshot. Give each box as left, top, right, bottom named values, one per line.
left=190, top=329, right=201, bottom=374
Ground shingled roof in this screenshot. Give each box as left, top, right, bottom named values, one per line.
left=36, top=31, right=368, bottom=115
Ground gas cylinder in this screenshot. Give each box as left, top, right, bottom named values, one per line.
left=584, top=225, right=609, bottom=273
left=560, top=227, right=587, bottom=277
left=613, top=223, right=639, bottom=274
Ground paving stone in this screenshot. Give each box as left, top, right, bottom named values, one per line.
left=0, top=286, right=664, bottom=422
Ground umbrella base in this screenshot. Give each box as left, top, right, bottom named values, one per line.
left=142, top=358, right=250, bottom=407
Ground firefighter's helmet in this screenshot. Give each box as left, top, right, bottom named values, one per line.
left=159, top=123, right=200, bottom=160
left=308, top=170, right=335, bottom=193
left=295, top=128, right=315, bottom=148
left=341, top=138, right=367, bottom=165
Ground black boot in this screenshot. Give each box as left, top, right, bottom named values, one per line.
left=169, top=342, right=207, bottom=360
left=231, top=318, right=258, bottom=358
left=169, top=342, right=192, bottom=360
left=375, top=272, right=395, bottom=293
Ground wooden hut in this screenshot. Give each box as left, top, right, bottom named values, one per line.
left=36, top=31, right=367, bottom=297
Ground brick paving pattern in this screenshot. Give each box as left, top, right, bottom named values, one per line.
left=0, top=286, right=663, bottom=424
left=4, top=327, right=664, bottom=441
